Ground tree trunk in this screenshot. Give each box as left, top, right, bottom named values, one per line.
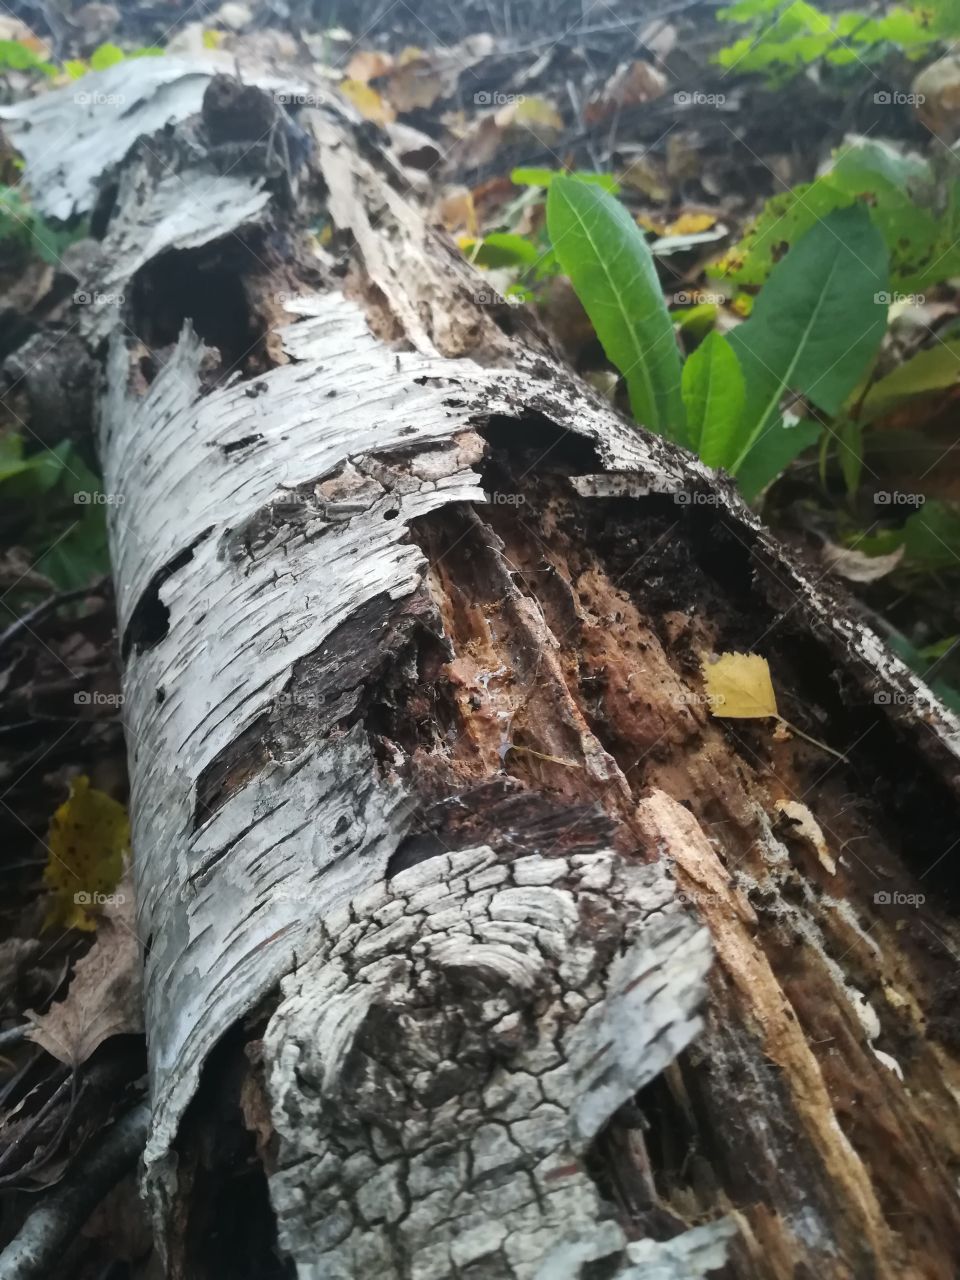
left=6, top=56, right=960, bottom=1280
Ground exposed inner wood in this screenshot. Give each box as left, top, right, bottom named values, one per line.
left=358, top=455, right=960, bottom=1280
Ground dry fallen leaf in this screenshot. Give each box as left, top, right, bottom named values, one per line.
left=701, top=651, right=778, bottom=719
left=585, top=60, right=667, bottom=123
left=43, top=775, right=129, bottom=932
left=495, top=96, right=564, bottom=134
left=339, top=79, right=396, bottom=125
left=388, top=59, right=444, bottom=112
left=821, top=541, right=904, bottom=583
left=27, top=873, right=142, bottom=1065
left=346, top=49, right=393, bottom=83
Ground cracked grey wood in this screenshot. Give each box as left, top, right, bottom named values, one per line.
left=266, top=846, right=719, bottom=1279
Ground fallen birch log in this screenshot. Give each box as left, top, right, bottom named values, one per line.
left=4, top=56, right=960, bottom=1280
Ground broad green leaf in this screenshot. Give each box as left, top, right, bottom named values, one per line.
left=681, top=332, right=746, bottom=468
left=512, top=167, right=620, bottom=193
left=547, top=175, right=685, bottom=440
left=859, top=340, right=960, bottom=422
left=727, top=204, right=888, bottom=477
left=736, top=417, right=822, bottom=500
left=719, top=141, right=956, bottom=292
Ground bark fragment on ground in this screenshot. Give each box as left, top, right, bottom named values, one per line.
left=7, top=57, right=960, bottom=1280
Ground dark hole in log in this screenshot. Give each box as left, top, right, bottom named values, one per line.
left=121, top=527, right=213, bottom=661
left=129, top=242, right=262, bottom=372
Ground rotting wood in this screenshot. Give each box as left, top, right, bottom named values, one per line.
left=5, top=56, right=960, bottom=1280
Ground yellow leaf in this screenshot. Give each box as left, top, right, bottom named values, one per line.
left=510, top=96, right=564, bottom=133
left=202, top=29, right=223, bottom=48
left=665, top=211, right=716, bottom=236
left=43, top=776, right=129, bottom=932
left=339, top=79, right=396, bottom=125
left=701, top=652, right=778, bottom=719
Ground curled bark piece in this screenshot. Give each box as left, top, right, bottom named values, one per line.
left=265, top=847, right=715, bottom=1278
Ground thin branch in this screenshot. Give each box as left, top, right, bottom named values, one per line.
left=0, top=1102, right=149, bottom=1280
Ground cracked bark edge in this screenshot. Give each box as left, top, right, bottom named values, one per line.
left=0, top=57, right=308, bottom=222
left=264, top=845, right=723, bottom=1279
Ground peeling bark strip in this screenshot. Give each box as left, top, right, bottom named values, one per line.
left=9, top=58, right=960, bottom=1279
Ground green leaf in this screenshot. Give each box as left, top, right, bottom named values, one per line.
left=464, top=232, right=540, bottom=269
left=512, top=167, right=620, bottom=193
left=674, top=302, right=718, bottom=338
left=900, top=500, right=960, bottom=570
left=736, top=417, right=823, bottom=500
left=89, top=42, right=125, bottom=71
left=859, top=340, right=960, bottom=422
left=546, top=175, right=685, bottom=440
left=37, top=507, right=108, bottom=589
left=0, top=39, right=56, bottom=76
left=681, top=332, right=746, bottom=468
left=719, top=141, right=956, bottom=292
left=727, top=204, right=888, bottom=476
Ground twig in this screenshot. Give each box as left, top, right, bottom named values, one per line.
left=0, top=1102, right=149, bottom=1280
left=0, top=579, right=108, bottom=656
